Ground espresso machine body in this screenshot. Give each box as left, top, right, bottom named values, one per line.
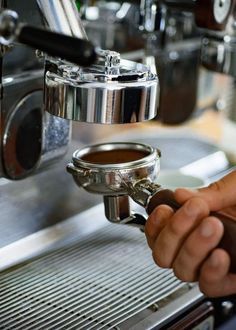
left=0, top=0, right=73, bottom=180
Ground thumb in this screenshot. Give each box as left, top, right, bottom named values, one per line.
left=174, top=170, right=236, bottom=211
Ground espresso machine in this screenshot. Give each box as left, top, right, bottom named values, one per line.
left=1, top=1, right=236, bottom=329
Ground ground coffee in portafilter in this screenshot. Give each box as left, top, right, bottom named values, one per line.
left=81, top=149, right=150, bottom=164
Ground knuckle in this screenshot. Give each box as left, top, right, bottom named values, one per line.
left=145, top=219, right=156, bottom=239
left=186, top=197, right=200, bottom=209
left=208, top=180, right=225, bottom=193
left=146, top=208, right=161, bottom=233
left=168, top=198, right=210, bottom=238
left=184, top=197, right=209, bottom=216
left=198, top=280, right=218, bottom=297
left=145, top=236, right=153, bottom=249
left=146, top=205, right=172, bottom=239
left=173, top=265, right=182, bottom=281
left=173, top=260, right=196, bottom=283
left=198, top=282, right=210, bottom=296
left=198, top=258, right=224, bottom=297
left=156, top=204, right=174, bottom=215
left=152, top=249, right=170, bottom=269
left=169, top=218, right=183, bottom=237
left=152, top=204, right=173, bottom=222
left=184, top=239, right=199, bottom=259
left=173, top=266, right=190, bottom=282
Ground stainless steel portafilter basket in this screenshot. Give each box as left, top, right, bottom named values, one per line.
left=67, top=142, right=176, bottom=229
left=67, top=142, right=236, bottom=273
left=67, top=142, right=161, bottom=195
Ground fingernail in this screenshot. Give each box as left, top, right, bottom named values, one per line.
left=199, top=219, right=214, bottom=238
left=209, top=252, right=219, bottom=268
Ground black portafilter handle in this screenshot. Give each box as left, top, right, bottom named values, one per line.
left=146, top=189, right=236, bottom=273
left=17, top=25, right=97, bottom=67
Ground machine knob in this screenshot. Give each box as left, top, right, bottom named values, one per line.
left=164, top=0, right=233, bottom=30
left=195, top=0, right=233, bottom=30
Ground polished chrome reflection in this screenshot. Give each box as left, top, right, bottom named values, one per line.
left=67, top=142, right=160, bottom=195
left=67, top=142, right=161, bottom=229
left=201, top=35, right=236, bottom=77
left=45, top=50, right=159, bottom=124
left=36, top=0, right=87, bottom=38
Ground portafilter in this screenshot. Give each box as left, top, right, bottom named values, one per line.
left=67, top=142, right=236, bottom=273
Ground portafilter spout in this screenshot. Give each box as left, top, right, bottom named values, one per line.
left=67, top=142, right=236, bottom=273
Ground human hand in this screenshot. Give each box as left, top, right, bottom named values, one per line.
left=145, top=170, right=236, bottom=297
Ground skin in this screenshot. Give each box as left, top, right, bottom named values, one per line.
left=145, top=170, right=236, bottom=297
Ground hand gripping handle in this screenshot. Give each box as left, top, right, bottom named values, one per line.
left=146, top=189, right=236, bottom=273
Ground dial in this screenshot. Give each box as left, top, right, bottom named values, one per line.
left=214, top=0, right=232, bottom=23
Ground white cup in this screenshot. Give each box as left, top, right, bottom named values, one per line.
left=157, top=170, right=206, bottom=190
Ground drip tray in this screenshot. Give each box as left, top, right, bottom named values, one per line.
left=0, top=205, right=201, bottom=330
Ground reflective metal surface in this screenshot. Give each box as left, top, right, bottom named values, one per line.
left=0, top=9, right=18, bottom=45
left=3, top=90, right=43, bottom=179
left=0, top=130, right=229, bottom=249
left=45, top=54, right=159, bottom=124
left=84, top=2, right=144, bottom=51
left=0, top=1, right=72, bottom=180
left=201, top=35, right=236, bottom=77
left=213, top=0, right=232, bottom=24
left=1, top=70, right=70, bottom=179
left=66, top=138, right=230, bottom=230
left=71, top=143, right=163, bottom=227
left=0, top=130, right=231, bottom=328
left=0, top=204, right=198, bottom=329
left=200, top=4, right=236, bottom=77
left=0, top=1, right=235, bottom=327
left=36, top=0, right=88, bottom=38
left=67, top=142, right=160, bottom=195
left=103, top=195, right=132, bottom=223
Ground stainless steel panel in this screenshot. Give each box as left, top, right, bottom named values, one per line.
left=36, top=0, right=88, bottom=38
left=0, top=206, right=194, bottom=329
left=0, top=141, right=101, bottom=248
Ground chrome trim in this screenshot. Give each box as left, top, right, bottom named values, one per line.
left=0, top=204, right=107, bottom=272
left=67, top=142, right=160, bottom=195
left=129, top=286, right=204, bottom=330
left=0, top=203, right=202, bottom=329
left=201, top=36, right=236, bottom=77
left=36, top=0, right=88, bottom=39
left=45, top=58, right=159, bottom=124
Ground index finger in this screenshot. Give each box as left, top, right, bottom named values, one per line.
left=175, top=170, right=236, bottom=211
left=152, top=196, right=210, bottom=268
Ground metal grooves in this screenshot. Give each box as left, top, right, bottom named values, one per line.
left=0, top=223, right=186, bottom=330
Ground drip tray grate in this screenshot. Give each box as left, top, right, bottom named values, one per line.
left=0, top=223, right=187, bottom=329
